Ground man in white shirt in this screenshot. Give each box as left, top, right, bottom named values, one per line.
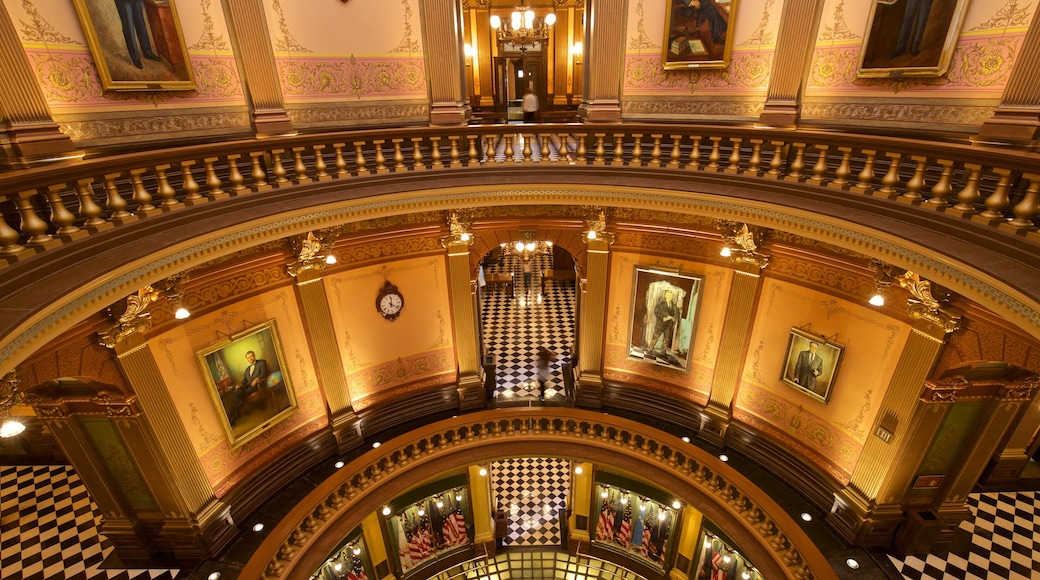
left=522, top=89, right=539, bottom=123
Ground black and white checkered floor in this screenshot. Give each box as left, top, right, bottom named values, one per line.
left=481, top=252, right=576, bottom=404
left=0, top=465, right=178, bottom=580
left=491, top=458, right=570, bottom=547
left=888, top=491, right=1040, bottom=580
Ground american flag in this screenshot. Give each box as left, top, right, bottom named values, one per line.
left=406, top=517, right=426, bottom=563
left=711, top=549, right=725, bottom=580
left=442, top=500, right=467, bottom=545
left=346, top=557, right=367, bottom=580
left=639, top=522, right=652, bottom=557
left=396, top=520, right=413, bottom=569
left=616, top=503, right=632, bottom=547
left=418, top=513, right=434, bottom=558
left=595, top=497, right=614, bottom=541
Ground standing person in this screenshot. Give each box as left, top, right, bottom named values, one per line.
left=646, top=289, right=679, bottom=357
left=114, top=0, right=163, bottom=69
left=229, top=350, right=268, bottom=426
left=534, top=346, right=556, bottom=400
left=522, top=256, right=534, bottom=290
left=522, top=87, right=539, bottom=123
left=792, top=342, right=824, bottom=392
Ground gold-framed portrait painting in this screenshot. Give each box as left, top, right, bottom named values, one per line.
left=857, top=0, right=970, bottom=78
left=662, top=0, right=737, bottom=70
left=72, top=0, right=196, bottom=91
left=780, top=328, right=845, bottom=404
left=627, top=267, right=703, bottom=371
left=196, top=321, right=297, bottom=449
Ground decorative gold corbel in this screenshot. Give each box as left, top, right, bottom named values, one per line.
left=895, top=271, right=961, bottom=333
left=583, top=206, right=614, bottom=245
left=97, top=286, right=162, bottom=348
left=715, top=220, right=770, bottom=269
left=440, top=210, right=475, bottom=248
left=287, top=229, right=339, bottom=277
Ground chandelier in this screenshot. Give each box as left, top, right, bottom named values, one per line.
left=490, top=4, right=556, bottom=52
left=500, top=232, right=552, bottom=261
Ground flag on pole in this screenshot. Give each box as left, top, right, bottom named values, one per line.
left=347, top=556, right=368, bottom=580
left=595, top=496, right=614, bottom=541
left=442, top=498, right=468, bottom=545
left=396, top=519, right=414, bottom=570
left=616, top=502, right=632, bottom=547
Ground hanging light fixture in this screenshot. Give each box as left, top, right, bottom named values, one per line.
left=490, top=3, right=556, bottom=53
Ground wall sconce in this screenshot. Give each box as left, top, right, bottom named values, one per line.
left=869, top=259, right=898, bottom=307
left=570, top=41, right=583, bottom=64
left=463, top=43, right=474, bottom=64
left=0, top=371, right=25, bottom=438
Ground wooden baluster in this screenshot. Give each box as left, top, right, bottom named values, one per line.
left=45, top=184, right=82, bottom=238
left=952, top=163, right=981, bottom=213
left=900, top=155, right=928, bottom=201
left=765, top=140, right=784, bottom=177
left=332, top=143, right=348, bottom=177
left=784, top=143, right=806, bottom=181
left=593, top=133, right=606, bottom=165
left=75, top=178, right=107, bottom=227
left=669, top=135, right=682, bottom=168
left=926, top=159, right=954, bottom=206
left=0, top=208, right=25, bottom=255
left=448, top=136, right=462, bottom=167
left=630, top=133, right=643, bottom=166
left=353, top=141, right=369, bottom=175
left=249, top=152, right=271, bottom=190
left=1008, top=173, right=1039, bottom=230
left=852, top=149, right=876, bottom=193
left=725, top=138, right=742, bottom=174
left=15, top=190, right=53, bottom=246
left=809, top=145, right=829, bottom=183
left=979, top=168, right=1012, bottom=221
left=612, top=134, right=625, bottom=166
left=540, top=133, right=551, bottom=163
left=522, top=132, right=534, bottom=163
left=706, top=137, right=722, bottom=170
left=411, top=137, right=425, bottom=171
left=313, top=145, right=330, bottom=180
left=203, top=157, right=228, bottom=200
left=373, top=139, right=388, bottom=173
left=876, top=153, right=902, bottom=198
left=650, top=134, right=663, bottom=167
left=829, top=147, right=852, bottom=190
left=430, top=136, right=444, bottom=168
left=685, top=136, right=703, bottom=170
left=391, top=138, right=406, bottom=171
left=291, top=147, right=312, bottom=183
left=467, top=135, right=479, bottom=165
left=504, top=134, right=515, bottom=163
left=748, top=139, right=763, bottom=175
left=226, top=154, right=246, bottom=193
left=103, top=173, right=135, bottom=221
left=152, top=166, right=178, bottom=209
left=270, top=150, right=289, bottom=185
left=129, top=168, right=156, bottom=213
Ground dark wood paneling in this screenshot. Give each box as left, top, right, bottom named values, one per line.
left=357, top=384, right=460, bottom=438
left=601, top=382, right=703, bottom=435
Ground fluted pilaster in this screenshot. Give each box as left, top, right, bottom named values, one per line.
left=975, top=7, right=1040, bottom=147
left=758, top=0, right=825, bottom=127
left=224, top=0, right=294, bottom=136
left=420, top=0, right=470, bottom=125
left=0, top=2, right=78, bottom=167
left=446, top=241, right=483, bottom=409
left=576, top=237, right=609, bottom=407
left=700, top=268, right=761, bottom=445
left=295, top=273, right=362, bottom=452
left=582, top=0, right=624, bottom=122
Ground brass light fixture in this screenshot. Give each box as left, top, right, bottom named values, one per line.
left=491, top=3, right=556, bottom=53
left=0, top=371, right=25, bottom=438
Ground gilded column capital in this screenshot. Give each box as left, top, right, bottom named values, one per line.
left=440, top=210, right=475, bottom=249
left=895, top=271, right=961, bottom=334
left=287, top=230, right=339, bottom=278
left=98, top=287, right=161, bottom=349
left=716, top=220, right=770, bottom=270
left=582, top=207, right=615, bottom=247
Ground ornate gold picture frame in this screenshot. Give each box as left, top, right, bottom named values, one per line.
left=196, top=321, right=297, bottom=449
left=72, top=0, right=196, bottom=91
left=662, top=0, right=738, bottom=70
left=857, top=0, right=970, bottom=78
left=780, top=328, right=845, bottom=404
left=627, top=267, right=703, bottom=372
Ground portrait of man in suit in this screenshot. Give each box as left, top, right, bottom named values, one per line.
left=792, top=342, right=824, bottom=391
left=228, top=350, right=269, bottom=426
left=781, top=330, right=844, bottom=403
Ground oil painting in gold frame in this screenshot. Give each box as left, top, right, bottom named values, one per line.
left=72, top=0, right=196, bottom=91
left=857, top=0, right=970, bottom=78
left=662, top=0, right=738, bottom=70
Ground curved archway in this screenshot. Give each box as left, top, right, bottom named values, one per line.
left=242, top=408, right=837, bottom=580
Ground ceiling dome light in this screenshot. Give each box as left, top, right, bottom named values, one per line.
left=372, top=441, right=381, bottom=448
left=681, top=436, right=690, bottom=443
left=0, top=419, right=26, bottom=438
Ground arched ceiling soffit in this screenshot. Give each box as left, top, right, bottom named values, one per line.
left=241, top=409, right=836, bottom=580
left=2, top=181, right=1038, bottom=376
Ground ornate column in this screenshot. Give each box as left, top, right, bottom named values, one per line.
left=361, top=512, right=394, bottom=580
left=982, top=386, right=1040, bottom=486
left=668, top=504, right=704, bottom=580
left=223, top=0, right=295, bottom=136
left=469, top=464, right=496, bottom=556
left=441, top=213, right=484, bottom=410
left=828, top=273, right=960, bottom=548
left=974, top=7, right=1040, bottom=148
left=288, top=232, right=363, bottom=452
left=0, top=2, right=79, bottom=168
left=581, top=0, right=624, bottom=122
left=757, top=0, right=825, bottom=127
left=575, top=210, right=611, bottom=408
left=419, top=0, right=470, bottom=125
left=567, top=461, right=593, bottom=553
left=699, top=223, right=769, bottom=447
left=96, top=287, right=236, bottom=561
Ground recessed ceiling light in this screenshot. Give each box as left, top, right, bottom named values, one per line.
left=845, top=558, right=860, bottom=569
left=681, top=436, right=690, bottom=443
left=208, top=573, right=221, bottom=580
left=800, top=512, right=813, bottom=522
left=252, top=523, right=264, bottom=532
left=334, top=461, right=344, bottom=469
left=372, top=441, right=381, bottom=448
left=719, top=454, right=729, bottom=462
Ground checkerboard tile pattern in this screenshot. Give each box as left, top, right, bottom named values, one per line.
left=491, top=458, right=570, bottom=547
left=482, top=253, right=576, bottom=403
left=0, top=465, right=178, bottom=580
left=888, top=491, right=1040, bottom=580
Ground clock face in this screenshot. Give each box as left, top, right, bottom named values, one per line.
left=376, top=282, right=404, bottom=321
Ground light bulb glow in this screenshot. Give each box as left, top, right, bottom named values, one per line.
left=845, top=558, right=860, bottom=570
left=869, top=293, right=885, bottom=306
left=620, top=497, right=627, bottom=505
left=719, top=454, right=729, bottom=462
left=639, top=504, right=646, bottom=511
left=720, top=247, right=732, bottom=257
left=723, top=555, right=732, bottom=564
left=742, top=572, right=751, bottom=580
left=490, top=14, right=501, bottom=29
left=657, top=512, right=667, bottom=521
left=382, top=506, right=392, bottom=516
left=456, top=493, right=463, bottom=501
left=544, top=13, right=556, bottom=26
left=511, top=11, right=521, bottom=29
left=672, top=500, right=682, bottom=509
left=479, top=467, right=488, bottom=476
left=325, top=254, right=337, bottom=265
left=334, top=563, right=343, bottom=572
left=574, top=466, right=583, bottom=474
left=570, top=41, right=583, bottom=55
left=524, top=10, right=534, bottom=29
left=335, top=461, right=344, bottom=469
left=587, top=230, right=597, bottom=240
left=682, top=436, right=690, bottom=443
left=208, top=573, right=221, bottom=580
left=174, top=306, right=191, bottom=319
left=0, top=419, right=26, bottom=438
left=800, top=512, right=813, bottom=522
left=417, top=508, right=425, bottom=517
left=372, top=441, right=381, bottom=448
left=460, top=232, right=471, bottom=242
left=252, top=523, right=264, bottom=532
left=436, top=500, right=444, bottom=508
left=352, top=547, right=361, bottom=556
left=463, top=44, right=473, bottom=57
left=515, top=241, right=525, bottom=252
left=601, top=490, right=608, bottom=498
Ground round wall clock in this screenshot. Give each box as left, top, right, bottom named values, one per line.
left=376, top=281, right=404, bottom=321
